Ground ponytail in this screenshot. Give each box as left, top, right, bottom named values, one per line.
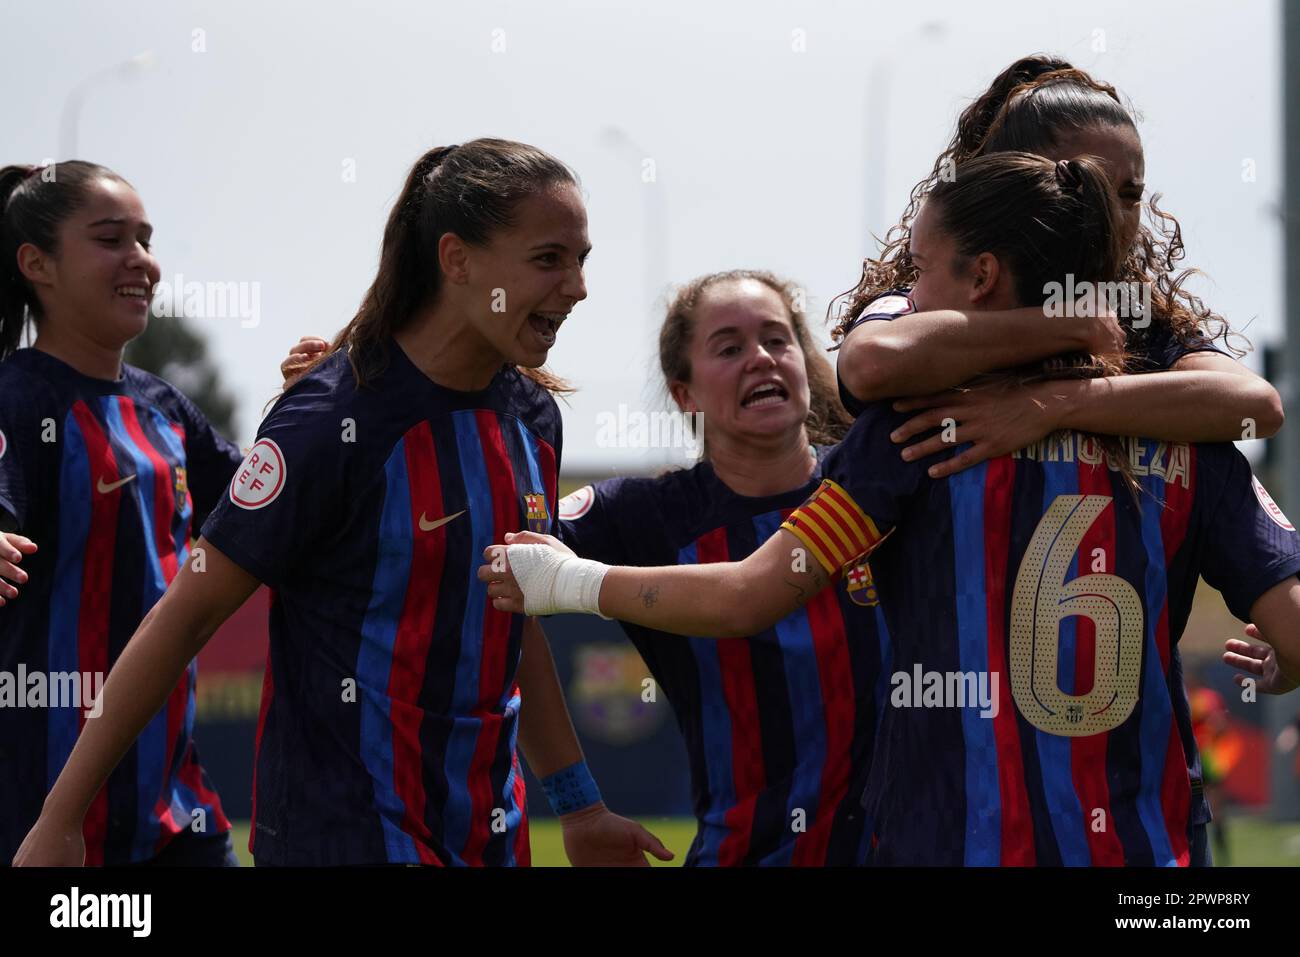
left=0, top=165, right=39, bottom=360
left=952, top=54, right=1077, bottom=158
left=830, top=57, right=1130, bottom=341
left=0, top=160, right=130, bottom=361
left=331, top=139, right=575, bottom=394
left=1050, top=155, right=1126, bottom=294
left=928, top=151, right=1140, bottom=497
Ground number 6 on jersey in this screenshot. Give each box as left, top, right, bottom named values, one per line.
left=1010, top=494, right=1145, bottom=736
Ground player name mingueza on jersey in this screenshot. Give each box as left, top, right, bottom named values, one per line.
left=1011, top=434, right=1192, bottom=489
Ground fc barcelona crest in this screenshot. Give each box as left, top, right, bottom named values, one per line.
left=524, top=492, right=549, bottom=533
left=845, top=560, right=879, bottom=607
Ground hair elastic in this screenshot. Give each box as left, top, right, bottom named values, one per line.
left=1054, top=158, right=1083, bottom=192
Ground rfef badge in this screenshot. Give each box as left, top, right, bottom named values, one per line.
left=524, top=492, right=549, bottom=533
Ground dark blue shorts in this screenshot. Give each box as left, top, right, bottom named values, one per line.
left=132, top=829, right=239, bottom=867
left=1188, top=823, right=1213, bottom=867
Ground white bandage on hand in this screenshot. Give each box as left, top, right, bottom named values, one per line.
left=506, top=544, right=612, bottom=619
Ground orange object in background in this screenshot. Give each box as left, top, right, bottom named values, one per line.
left=1190, top=684, right=1267, bottom=807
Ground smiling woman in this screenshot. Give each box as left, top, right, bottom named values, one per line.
left=0, top=159, right=246, bottom=866
left=14, top=140, right=670, bottom=868
left=329, top=141, right=588, bottom=396
left=0, top=164, right=157, bottom=368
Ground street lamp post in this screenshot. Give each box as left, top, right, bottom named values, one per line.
left=59, top=51, right=156, bottom=157
left=861, top=22, right=946, bottom=263
left=600, top=126, right=669, bottom=319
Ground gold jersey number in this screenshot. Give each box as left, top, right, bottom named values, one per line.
left=1009, top=495, right=1145, bottom=736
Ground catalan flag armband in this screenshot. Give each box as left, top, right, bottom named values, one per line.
left=781, top=479, right=890, bottom=575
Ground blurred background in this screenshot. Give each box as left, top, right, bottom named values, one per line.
left=6, top=0, right=1299, bottom=864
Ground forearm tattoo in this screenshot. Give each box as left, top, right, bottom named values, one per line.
left=784, top=566, right=826, bottom=607
left=784, top=579, right=808, bottom=605
left=635, top=583, right=659, bottom=608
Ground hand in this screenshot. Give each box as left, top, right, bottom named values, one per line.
left=1223, top=625, right=1300, bottom=696
left=280, top=336, right=329, bottom=388
left=12, top=813, right=85, bottom=866
left=0, top=531, right=37, bottom=606
left=1080, top=302, right=1126, bottom=359
left=891, top=381, right=1059, bottom=479
left=559, top=803, right=674, bottom=867
left=478, top=531, right=574, bottom=615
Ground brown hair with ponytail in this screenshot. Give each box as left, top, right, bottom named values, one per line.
left=925, top=151, right=1142, bottom=494
left=1, top=160, right=131, bottom=360
left=330, top=138, right=575, bottom=393
left=659, top=269, right=853, bottom=456
left=831, top=55, right=1234, bottom=359
left=927, top=152, right=1124, bottom=311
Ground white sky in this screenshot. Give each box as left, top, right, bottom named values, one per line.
left=4, top=0, right=1284, bottom=473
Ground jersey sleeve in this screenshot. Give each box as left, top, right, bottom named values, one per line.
left=1129, top=323, right=1226, bottom=372
left=198, top=390, right=350, bottom=587
left=781, top=401, right=928, bottom=575
left=549, top=418, right=564, bottom=539
left=169, top=388, right=245, bottom=532
left=558, top=480, right=630, bottom=565
left=836, top=290, right=917, bottom=417
left=1195, top=446, right=1300, bottom=621
left=0, top=372, right=52, bottom=531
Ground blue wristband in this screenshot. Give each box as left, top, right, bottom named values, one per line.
left=541, top=760, right=602, bottom=816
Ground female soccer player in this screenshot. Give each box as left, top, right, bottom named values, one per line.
left=564, top=271, right=874, bottom=865
left=482, top=153, right=1300, bottom=866
left=14, top=140, right=668, bottom=867
left=835, top=57, right=1283, bottom=475
left=289, top=270, right=874, bottom=867
left=0, top=160, right=241, bottom=865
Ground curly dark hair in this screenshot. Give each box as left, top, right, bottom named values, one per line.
left=830, top=55, right=1241, bottom=361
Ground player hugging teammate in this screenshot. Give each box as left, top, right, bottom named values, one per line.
left=483, top=149, right=1300, bottom=867
left=8, top=55, right=1299, bottom=870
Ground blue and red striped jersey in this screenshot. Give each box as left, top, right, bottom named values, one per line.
left=559, top=452, right=886, bottom=865
left=783, top=403, right=1300, bottom=865
left=201, top=346, right=561, bottom=866
left=834, top=288, right=1228, bottom=417
left=0, top=348, right=238, bottom=864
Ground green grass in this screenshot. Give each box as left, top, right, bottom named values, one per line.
left=226, top=814, right=1300, bottom=866
left=1214, top=815, right=1300, bottom=867
left=226, top=818, right=698, bottom=867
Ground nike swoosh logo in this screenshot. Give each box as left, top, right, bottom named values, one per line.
left=418, top=509, right=465, bottom=532
left=96, top=474, right=137, bottom=494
